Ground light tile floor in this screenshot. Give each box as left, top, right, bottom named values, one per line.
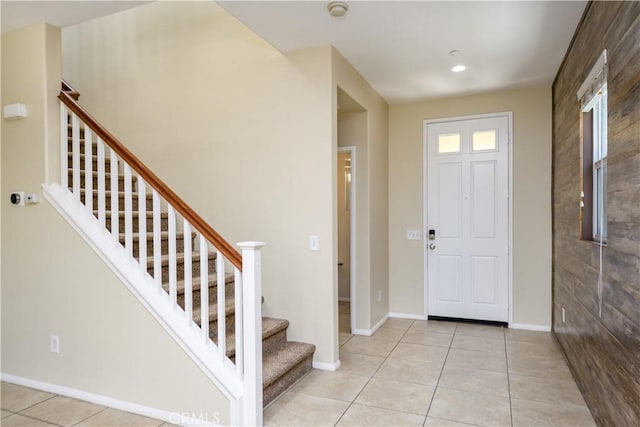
left=0, top=382, right=174, bottom=427
left=265, top=302, right=596, bottom=427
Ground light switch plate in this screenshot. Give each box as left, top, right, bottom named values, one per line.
left=309, top=235, right=320, bottom=251
left=406, top=230, right=421, bottom=240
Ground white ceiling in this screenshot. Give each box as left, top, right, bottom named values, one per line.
left=0, top=1, right=150, bottom=34
left=1, top=1, right=586, bottom=104
left=219, top=1, right=587, bottom=103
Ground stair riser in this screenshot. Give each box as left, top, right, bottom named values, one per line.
left=123, top=234, right=188, bottom=259
left=68, top=172, right=132, bottom=192
left=177, top=280, right=235, bottom=307
left=149, top=256, right=218, bottom=283
left=78, top=192, right=154, bottom=211
left=209, top=314, right=285, bottom=360
left=68, top=154, right=113, bottom=170
left=263, top=356, right=313, bottom=407
left=106, top=215, right=169, bottom=234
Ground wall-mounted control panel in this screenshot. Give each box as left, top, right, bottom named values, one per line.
left=10, top=192, right=39, bottom=206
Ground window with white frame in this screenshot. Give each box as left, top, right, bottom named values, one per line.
left=578, top=50, right=608, bottom=242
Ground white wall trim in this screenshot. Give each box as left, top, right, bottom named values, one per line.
left=388, top=312, right=428, bottom=320
left=1, top=374, right=218, bottom=426
left=312, top=360, right=341, bottom=371
left=422, top=112, right=514, bottom=324
left=509, top=323, right=551, bottom=332
left=352, top=313, right=388, bottom=336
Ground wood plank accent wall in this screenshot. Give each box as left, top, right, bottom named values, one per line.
left=552, top=2, right=640, bottom=426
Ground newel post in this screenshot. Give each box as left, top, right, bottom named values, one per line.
left=237, top=241, right=266, bottom=426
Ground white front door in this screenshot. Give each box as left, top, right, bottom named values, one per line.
left=425, top=115, right=510, bottom=322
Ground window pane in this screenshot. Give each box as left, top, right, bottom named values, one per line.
left=472, top=130, right=496, bottom=151
left=438, top=133, right=461, bottom=153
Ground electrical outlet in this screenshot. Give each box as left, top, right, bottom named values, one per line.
left=378, top=290, right=382, bottom=302
left=561, top=308, right=566, bottom=323
left=50, top=335, right=60, bottom=353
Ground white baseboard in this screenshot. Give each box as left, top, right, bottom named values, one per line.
left=312, top=360, right=341, bottom=371
left=509, top=323, right=551, bottom=332
left=351, top=314, right=389, bottom=336
left=388, top=312, right=428, bottom=320
left=338, top=297, right=350, bottom=303
left=1, top=373, right=218, bottom=426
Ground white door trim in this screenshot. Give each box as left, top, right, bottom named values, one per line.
left=338, top=146, right=357, bottom=334
left=422, top=112, right=513, bottom=325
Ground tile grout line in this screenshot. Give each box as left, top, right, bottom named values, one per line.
left=69, top=406, right=109, bottom=426
left=503, top=327, right=514, bottom=427
left=422, top=322, right=458, bottom=426
left=332, top=320, right=417, bottom=426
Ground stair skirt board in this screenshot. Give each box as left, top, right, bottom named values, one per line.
left=42, top=184, right=243, bottom=402
left=43, top=181, right=316, bottom=412
left=312, top=360, right=341, bottom=371
left=1, top=374, right=216, bottom=426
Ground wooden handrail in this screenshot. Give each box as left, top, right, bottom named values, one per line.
left=58, top=90, right=243, bottom=270
left=61, top=79, right=80, bottom=101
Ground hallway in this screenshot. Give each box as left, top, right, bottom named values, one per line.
left=265, top=306, right=595, bottom=426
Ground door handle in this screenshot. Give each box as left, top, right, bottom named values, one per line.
left=429, top=243, right=436, bottom=250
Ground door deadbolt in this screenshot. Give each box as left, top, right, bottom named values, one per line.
left=428, top=229, right=436, bottom=240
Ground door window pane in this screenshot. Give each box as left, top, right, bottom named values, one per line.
left=438, top=133, right=461, bottom=153
left=472, top=130, right=497, bottom=151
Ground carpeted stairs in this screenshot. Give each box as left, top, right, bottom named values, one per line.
left=67, top=120, right=314, bottom=407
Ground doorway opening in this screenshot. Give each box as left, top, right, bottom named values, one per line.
left=337, top=148, right=354, bottom=334
left=337, top=87, right=365, bottom=341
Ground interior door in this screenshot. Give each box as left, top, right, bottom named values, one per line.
left=426, top=115, right=509, bottom=322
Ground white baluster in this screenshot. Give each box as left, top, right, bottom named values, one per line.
left=110, top=151, right=119, bottom=241
left=138, top=179, right=147, bottom=271
left=200, top=236, right=209, bottom=342
left=153, top=190, right=162, bottom=289
left=234, top=268, right=243, bottom=378
left=124, top=164, right=133, bottom=257
left=183, top=221, right=193, bottom=323
left=168, top=205, right=177, bottom=304
left=72, top=114, right=80, bottom=201
left=60, top=103, right=68, bottom=189
left=237, top=241, right=265, bottom=426
left=217, top=251, right=226, bottom=361
left=84, top=128, right=93, bottom=213
left=97, top=138, right=106, bottom=228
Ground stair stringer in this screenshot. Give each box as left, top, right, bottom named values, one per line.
left=42, top=182, right=244, bottom=424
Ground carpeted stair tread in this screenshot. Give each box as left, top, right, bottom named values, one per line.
left=216, top=317, right=289, bottom=358
left=262, top=341, right=316, bottom=389
left=191, top=298, right=236, bottom=324
left=118, top=230, right=195, bottom=241
left=175, top=272, right=234, bottom=295
left=145, top=251, right=217, bottom=269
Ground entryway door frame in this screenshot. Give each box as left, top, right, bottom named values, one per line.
left=422, top=112, right=514, bottom=325
left=338, top=145, right=357, bottom=333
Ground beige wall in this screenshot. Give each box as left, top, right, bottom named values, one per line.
left=62, top=2, right=338, bottom=363
left=389, top=87, right=552, bottom=327
left=333, top=49, right=390, bottom=333
left=1, top=23, right=231, bottom=422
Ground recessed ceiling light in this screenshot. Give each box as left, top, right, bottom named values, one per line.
left=451, top=65, right=467, bottom=73
left=449, top=50, right=461, bottom=56
left=327, top=1, right=348, bottom=17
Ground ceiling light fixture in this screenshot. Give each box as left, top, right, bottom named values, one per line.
left=449, top=50, right=461, bottom=56
left=451, top=64, right=467, bottom=73
left=327, top=1, right=348, bottom=17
